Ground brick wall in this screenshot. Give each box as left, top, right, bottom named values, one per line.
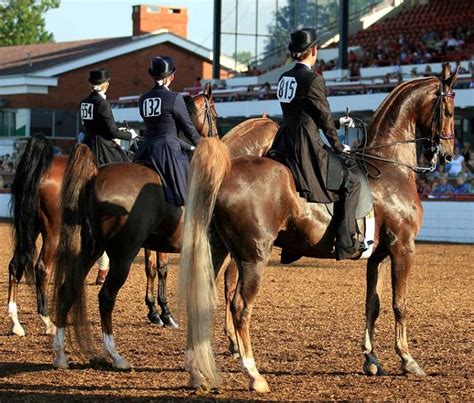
left=132, top=5, right=188, bottom=38
left=3, top=43, right=230, bottom=110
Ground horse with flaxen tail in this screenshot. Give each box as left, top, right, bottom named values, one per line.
left=179, top=63, right=459, bottom=392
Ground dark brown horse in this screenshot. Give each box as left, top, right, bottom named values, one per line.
left=179, top=63, right=459, bottom=392
left=50, top=111, right=278, bottom=370
left=7, top=87, right=218, bottom=336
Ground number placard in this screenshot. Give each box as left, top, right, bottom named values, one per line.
left=277, top=77, right=298, bottom=103
left=80, top=103, right=93, bottom=120
left=143, top=97, right=162, bottom=118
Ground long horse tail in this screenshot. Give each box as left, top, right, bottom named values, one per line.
left=10, top=134, right=54, bottom=282
left=179, top=137, right=231, bottom=387
left=52, top=144, right=98, bottom=356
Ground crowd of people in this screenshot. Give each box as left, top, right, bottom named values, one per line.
left=417, top=140, right=474, bottom=198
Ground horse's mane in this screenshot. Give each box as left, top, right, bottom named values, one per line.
left=369, top=77, right=438, bottom=140
left=183, top=95, right=198, bottom=121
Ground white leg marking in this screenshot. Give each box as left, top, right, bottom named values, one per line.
left=40, top=315, right=56, bottom=335
left=8, top=302, right=25, bottom=336
left=53, top=327, right=69, bottom=369
left=362, top=328, right=372, bottom=355
left=361, top=215, right=375, bottom=259
left=103, top=333, right=131, bottom=370
left=97, top=252, right=109, bottom=270
left=241, top=356, right=270, bottom=392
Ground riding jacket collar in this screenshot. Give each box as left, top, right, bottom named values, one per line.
left=296, top=61, right=312, bottom=71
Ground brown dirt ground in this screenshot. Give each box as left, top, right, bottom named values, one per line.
left=0, top=223, right=472, bottom=401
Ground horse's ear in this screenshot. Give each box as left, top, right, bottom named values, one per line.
left=203, top=82, right=212, bottom=100
left=441, top=62, right=452, bottom=81
left=443, top=63, right=460, bottom=89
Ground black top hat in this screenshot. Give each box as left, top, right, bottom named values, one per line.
left=288, top=28, right=318, bottom=53
left=148, top=56, right=176, bottom=79
left=88, top=68, right=111, bottom=85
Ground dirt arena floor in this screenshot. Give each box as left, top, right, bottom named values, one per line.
left=0, top=223, right=472, bottom=401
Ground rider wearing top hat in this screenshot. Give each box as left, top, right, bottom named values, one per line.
left=133, top=56, right=201, bottom=207
left=268, top=28, right=364, bottom=260
left=80, top=68, right=137, bottom=166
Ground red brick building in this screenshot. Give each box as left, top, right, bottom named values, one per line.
left=0, top=5, right=235, bottom=141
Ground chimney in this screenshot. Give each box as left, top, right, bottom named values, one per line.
left=132, top=5, right=188, bottom=38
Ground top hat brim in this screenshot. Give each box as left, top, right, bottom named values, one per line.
left=288, top=39, right=318, bottom=53
left=88, top=77, right=111, bottom=85
left=149, top=67, right=176, bottom=79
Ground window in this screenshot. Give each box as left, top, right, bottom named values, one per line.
left=0, top=110, right=16, bottom=137
left=54, top=110, right=78, bottom=138
left=31, top=109, right=53, bottom=137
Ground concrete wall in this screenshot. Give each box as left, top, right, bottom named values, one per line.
left=0, top=192, right=472, bottom=243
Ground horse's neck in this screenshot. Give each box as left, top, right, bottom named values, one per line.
left=367, top=79, right=435, bottom=170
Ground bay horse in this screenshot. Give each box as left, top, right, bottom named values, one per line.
left=179, top=63, right=459, bottom=392
left=50, top=112, right=278, bottom=369
left=6, top=85, right=218, bottom=336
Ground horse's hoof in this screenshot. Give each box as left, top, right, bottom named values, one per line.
left=112, top=357, right=132, bottom=371
left=403, top=360, right=426, bottom=376
left=363, top=356, right=386, bottom=376
left=249, top=375, right=270, bottom=393
left=53, top=355, right=69, bottom=369
left=10, top=323, right=26, bottom=337
left=161, top=314, right=179, bottom=329
left=147, top=312, right=164, bottom=326
left=186, top=375, right=206, bottom=389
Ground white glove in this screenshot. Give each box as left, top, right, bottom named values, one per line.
left=129, top=128, right=138, bottom=139
left=189, top=146, right=196, bottom=151
left=342, top=144, right=351, bottom=153
left=339, top=116, right=355, bottom=128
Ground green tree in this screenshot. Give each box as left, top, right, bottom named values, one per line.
left=0, top=0, right=60, bottom=46
left=232, top=51, right=253, bottom=65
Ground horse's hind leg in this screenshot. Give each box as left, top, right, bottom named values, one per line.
left=225, top=259, right=239, bottom=357
left=390, top=235, right=426, bottom=376
left=231, top=254, right=272, bottom=393
left=99, top=250, right=138, bottom=370
left=144, top=249, right=163, bottom=326
left=7, top=253, right=26, bottom=336
left=156, top=252, right=178, bottom=328
left=362, top=252, right=389, bottom=376
left=35, top=234, right=57, bottom=335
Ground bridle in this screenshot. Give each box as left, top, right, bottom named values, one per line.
left=196, top=95, right=218, bottom=137
left=351, top=77, right=456, bottom=178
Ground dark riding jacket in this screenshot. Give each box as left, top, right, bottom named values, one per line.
left=269, top=63, right=346, bottom=203
left=80, top=91, right=131, bottom=166
left=133, top=84, right=201, bottom=207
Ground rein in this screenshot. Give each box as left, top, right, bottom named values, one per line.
left=350, top=78, right=455, bottom=179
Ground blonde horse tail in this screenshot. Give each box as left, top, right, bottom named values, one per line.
left=51, top=144, right=98, bottom=357
left=178, top=137, right=231, bottom=387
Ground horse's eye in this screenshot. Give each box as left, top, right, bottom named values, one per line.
left=445, top=110, right=453, bottom=118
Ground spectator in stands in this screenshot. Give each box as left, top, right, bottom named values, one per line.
left=453, top=176, right=470, bottom=195
left=258, top=82, right=272, bottom=100
left=0, top=175, right=4, bottom=189
left=430, top=175, right=454, bottom=197
left=423, top=64, right=433, bottom=77
left=446, top=147, right=466, bottom=176
left=461, top=141, right=471, bottom=162
left=417, top=177, right=431, bottom=198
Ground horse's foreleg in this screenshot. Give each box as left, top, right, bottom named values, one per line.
left=390, top=238, right=426, bottom=376
left=99, top=254, right=135, bottom=370
left=7, top=254, right=25, bottom=336
left=232, top=258, right=270, bottom=393
left=362, top=253, right=388, bottom=376
left=144, top=249, right=162, bottom=325
left=157, top=253, right=178, bottom=328
left=224, top=259, right=239, bottom=357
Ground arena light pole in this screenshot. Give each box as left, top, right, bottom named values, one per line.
left=338, top=0, right=349, bottom=70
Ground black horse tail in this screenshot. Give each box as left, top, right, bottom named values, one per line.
left=10, top=134, right=54, bottom=282
left=52, top=144, right=98, bottom=356
left=178, top=137, right=231, bottom=387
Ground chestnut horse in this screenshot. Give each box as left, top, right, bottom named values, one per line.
left=179, top=63, right=459, bottom=392
left=7, top=87, right=218, bottom=336
left=50, top=114, right=278, bottom=369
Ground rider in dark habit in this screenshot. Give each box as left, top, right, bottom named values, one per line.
left=133, top=56, right=201, bottom=207
left=268, top=28, right=365, bottom=260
